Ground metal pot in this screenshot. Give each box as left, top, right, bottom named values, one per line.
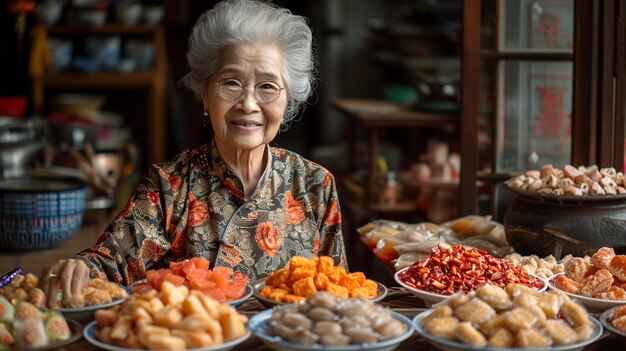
left=503, top=187, right=626, bottom=258
left=0, top=118, right=46, bottom=179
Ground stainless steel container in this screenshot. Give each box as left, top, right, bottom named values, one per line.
left=0, top=117, right=46, bottom=179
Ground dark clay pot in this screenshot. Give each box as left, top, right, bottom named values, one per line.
left=504, top=187, right=626, bottom=259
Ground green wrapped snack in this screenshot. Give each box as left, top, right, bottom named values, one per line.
left=0, top=297, right=14, bottom=323
left=0, top=323, right=14, bottom=350
left=14, top=301, right=42, bottom=320
left=13, top=318, right=48, bottom=348
left=44, top=310, right=70, bottom=343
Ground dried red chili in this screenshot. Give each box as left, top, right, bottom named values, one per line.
left=398, top=245, right=544, bottom=295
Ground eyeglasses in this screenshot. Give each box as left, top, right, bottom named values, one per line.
left=215, top=78, right=284, bottom=104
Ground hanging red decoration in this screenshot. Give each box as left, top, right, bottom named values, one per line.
left=6, top=0, right=36, bottom=53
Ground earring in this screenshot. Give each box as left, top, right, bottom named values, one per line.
left=203, top=111, right=208, bottom=116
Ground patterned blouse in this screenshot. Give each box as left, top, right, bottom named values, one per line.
left=76, top=141, right=347, bottom=286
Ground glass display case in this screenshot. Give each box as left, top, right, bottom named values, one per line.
left=501, top=0, right=574, bottom=51
left=460, top=0, right=575, bottom=219
left=496, top=0, right=574, bottom=173
left=497, top=61, right=573, bottom=172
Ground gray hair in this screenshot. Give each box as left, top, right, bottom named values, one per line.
left=180, top=0, right=316, bottom=125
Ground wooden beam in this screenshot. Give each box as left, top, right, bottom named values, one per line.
left=614, top=0, right=626, bottom=169
left=572, top=0, right=597, bottom=166
left=598, top=0, right=616, bottom=167
left=480, top=51, right=572, bottom=61
left=459, top=0, right=481, bottom=215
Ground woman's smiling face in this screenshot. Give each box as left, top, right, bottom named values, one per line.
left=203, top=43, right=287, bottom=153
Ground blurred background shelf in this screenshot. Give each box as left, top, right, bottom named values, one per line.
left=41, top=70, right=155, bottom=87
left=47, top=23, right=162, bottom=35
left=30, top=24, right=167, bottom=167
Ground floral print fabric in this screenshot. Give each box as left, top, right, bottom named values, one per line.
left=76, top=141, right=347, bottom=286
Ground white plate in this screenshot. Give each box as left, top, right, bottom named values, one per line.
left=83, top=320, right=251, bottom=351
left=249, top=308, right=414, bottom=351
left=394, top=267, right=547, bottom=307
left=413, top=309, right=603, bottom=351
left=251, top=278, right=388, bottom=308
left=599, top=305, right=626, bottom=346
left=548, top=273, right=626, bottom=313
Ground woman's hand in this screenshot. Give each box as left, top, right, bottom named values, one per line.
left=39, top=258, right=90, bottom=308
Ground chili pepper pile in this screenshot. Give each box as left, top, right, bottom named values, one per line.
left=398, top=245, right=544, bottom=295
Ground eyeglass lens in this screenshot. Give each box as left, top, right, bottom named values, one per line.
left=218, top=80, right=282, bottom=103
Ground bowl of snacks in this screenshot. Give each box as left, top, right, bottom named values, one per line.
left=249, top=291, right=413, bottom=351
left=504, top=164, right=626, bottom=258
left=413, top=284, right=602, bottom=351
left=600, top=304, right=626, bottom=347
left=252, top=278, right=387, bottom=308
left=252, top=256, right=387, bottom=307
left=546, top=247, right=626, bottom=313
left=394, top=245, right=547, bottom=307
left=0, top=270, right=48, bottom=309
left=56, top=278, right=129, bottom=324
left=548, top=273, right=626, bottom=313
left=135, top=257, right=251, bottom=306
left=131, top=278, right=253, bottom=307
left=83, top=281, right=251, bottom=351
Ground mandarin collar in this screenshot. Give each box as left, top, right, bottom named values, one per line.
left=209, top=139, right=272, bottom=201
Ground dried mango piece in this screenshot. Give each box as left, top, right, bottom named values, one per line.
left=338, top=275, right=360, bottom=291
left=349, top=272, right=366, bottom=285
left=349, top=287, right=370, bottom=298
left=289, top=268, right=316, bottom=284
left=326, top=283, right=349, bottom=298
left=289, top=256, right=317, bottom=271
left=268, top=289, right=288, bottom=302
left=363, top=280, right=378, bottom=296
left=328, top=267, right=347, bottom=284
left=266, top=268, right=290, bottom=287
left=314, top=273, right=331, bottom=290
left=317, top=256, right=335, bottom=275
left=259, top=286, right=274, bottom=297
left=292, top=277, right=317, bottom=297
left=283, top=294, right=305, bottom=304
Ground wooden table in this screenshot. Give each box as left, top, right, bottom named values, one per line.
left=57, top=287, right=622, bottom=350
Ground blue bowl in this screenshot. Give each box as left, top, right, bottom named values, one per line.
left=0, top=178, right=86, bottom=251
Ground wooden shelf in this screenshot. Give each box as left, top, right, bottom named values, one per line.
left=333, top=98, right=457, bottom=128
left=31, top=24, right=167, bottom=166
left=47, top=24, right=161, bottom=36
left=42, top=70, right=155, bottom=88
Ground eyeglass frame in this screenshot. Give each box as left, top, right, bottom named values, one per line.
left=214, top=78, right=285, bottom=104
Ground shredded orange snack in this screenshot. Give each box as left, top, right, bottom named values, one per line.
left=261, top=256, right=378, bottom=302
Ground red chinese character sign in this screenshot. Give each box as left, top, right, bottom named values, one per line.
left=528, top=70, right=572, bottom=168
left=530, top=5, right=573, bottom=49
left=496, top=62, right=572, bottom=173
left=533, top=84, right=571, bottom=149
left=500, top=0, right=573, bottom=51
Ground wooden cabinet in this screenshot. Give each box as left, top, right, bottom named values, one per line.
left=459, top=0, right=626, bottom=219
left=30, top=24, right=167, bottom=166
left=333, top=98, right=458, bottom=222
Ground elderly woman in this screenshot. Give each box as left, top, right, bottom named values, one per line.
left=40, top=0, right=346, bottom=307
